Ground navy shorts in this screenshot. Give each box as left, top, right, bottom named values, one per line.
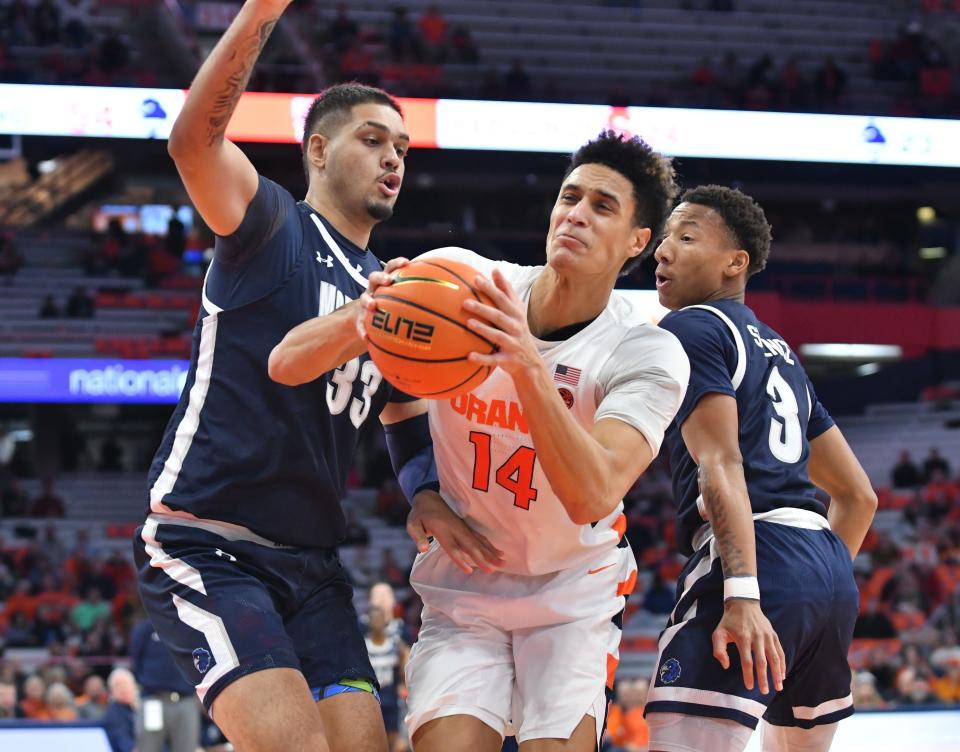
left=645, top=521, right=858, bottom=729
left=133, top=515, right=376, bottom=713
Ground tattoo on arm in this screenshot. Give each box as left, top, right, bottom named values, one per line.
left=205, top=17, right=279, bottom=146
left=699, top=464, right=751, bottom=578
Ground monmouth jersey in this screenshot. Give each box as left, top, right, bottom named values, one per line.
left=147, top=176, right=397, bottom=548
left=658, top=300, right=834, bottom=555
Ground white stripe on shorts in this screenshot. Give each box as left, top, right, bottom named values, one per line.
left=141, top=517, right=207, bottom=595
left=792, top=693, right=853, bottom=720
left=172, top=594, right=240, bottom=706
left=647, top=686, right=767, bottom=720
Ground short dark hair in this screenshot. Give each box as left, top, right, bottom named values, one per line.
left=564, top=130, right=677, bottom=275
left=680, top=184, right=772, bottom=276
left=301, top=82, right=403, bottom=181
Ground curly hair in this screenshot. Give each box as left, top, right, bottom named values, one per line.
left=565, top=131, right=677, bottom=275
left=301, top=83, right=403, bottom=182
left=680, top=185, right=773, bottom=276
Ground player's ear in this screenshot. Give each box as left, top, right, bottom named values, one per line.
left=725, top=249, right=750, bottom=277
left=307, top=132, right=329, bottom=171
left=628, top=226, right=653, bottom=260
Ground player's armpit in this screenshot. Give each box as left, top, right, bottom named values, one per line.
left=380, top=397, right=428, bottom=425
left=808, top=426, right=877, bottom=559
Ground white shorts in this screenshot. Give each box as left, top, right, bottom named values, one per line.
left=405, top=540, right=637, bottom=744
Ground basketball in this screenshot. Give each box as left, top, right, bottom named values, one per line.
left=364, top=257, right=497, bottom=399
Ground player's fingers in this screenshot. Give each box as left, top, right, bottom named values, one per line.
left=737, top=637, right=755, bottom=691
left=754, top=637, right=769, bottom=695
left=383, top=257, right=409, bottom=273
left=774, top=633, right=787, bottom=689
left=457, top=531, right=502, bottom=572
left=712, top=629, right=731, bottom=670
left=406, top=518, right=431, bottom=554
left=473, top=273, right=514, bottom=310
left=767, top=635, right=784, bottom=693
left=490, top=268, right=519, bottom=302
left=463, top=300, right=521, bottom=335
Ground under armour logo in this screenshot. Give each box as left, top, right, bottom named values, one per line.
left=214, top=549, right=237, bottom=562
left=316, top=252, right=334, bottom=267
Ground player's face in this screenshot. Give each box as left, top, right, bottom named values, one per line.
left=545, top=164, right=649, bottom=279
left=324, top=103, right=408, bottom=223
left=654, top=202, right=740, bottom=310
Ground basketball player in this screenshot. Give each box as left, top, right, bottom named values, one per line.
left=356, top=132, right=693, bottom=751
left=645, top=186, right=878, bottom=752
left=365, top=606, right=410, bottom=752
left=131, top=1, right=440, bottom=750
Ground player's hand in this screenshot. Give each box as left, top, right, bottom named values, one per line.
left=407, top=490, right=505, bottom=574
left=712, top=599, right=786, bottom=695
left=356, top=257, right=409, bottom=339
left=463, top=268, right=544, bottom=379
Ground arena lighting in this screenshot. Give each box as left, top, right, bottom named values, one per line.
left=919, top=246, right=947, bottom=259
left=917, top=206, right=937, bottom=223
left=2, top=84, right=960, bottom=167
left=799, top=343, right=903, bottom=362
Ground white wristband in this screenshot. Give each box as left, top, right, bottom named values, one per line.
left=723, top=576, right=760, bottom=602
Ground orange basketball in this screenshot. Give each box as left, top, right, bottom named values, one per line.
left=364, top=257, right=497, bottom=399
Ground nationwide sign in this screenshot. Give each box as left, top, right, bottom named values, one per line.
left=1, top=84, right=958, bottom=168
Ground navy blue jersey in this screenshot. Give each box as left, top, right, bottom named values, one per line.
left=147, top=176, right=397, bottom=547
left=658, top=301, right=834, bottom=555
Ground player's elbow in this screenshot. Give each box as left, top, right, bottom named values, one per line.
left=267, top=345, right=302, bottom=387
left=565, top=490, right=620, bottom=526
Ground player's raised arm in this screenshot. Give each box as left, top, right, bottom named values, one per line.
left=167, top=0, right=293, bottom=236
left=807, top=426, right=878, bottom=560
left=679, top=393, right=785, bottom=696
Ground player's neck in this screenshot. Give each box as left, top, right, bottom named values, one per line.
left=303, top=192, right=374, bottom=249
left=703, top=285, right=746, bottom=305
left=527, top=268, right=611, bottom=337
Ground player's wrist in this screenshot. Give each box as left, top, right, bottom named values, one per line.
left=723, top=575, right=760, bottom=603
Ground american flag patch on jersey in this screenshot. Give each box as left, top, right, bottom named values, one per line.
left=554, top=363, right=581, bottom=386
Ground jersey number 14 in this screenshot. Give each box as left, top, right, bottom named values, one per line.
left=468, top=431, right=538, bottom=510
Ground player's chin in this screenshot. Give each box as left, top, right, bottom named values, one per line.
left=365, top=199, right=395, bottom=222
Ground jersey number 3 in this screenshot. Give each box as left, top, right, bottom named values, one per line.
left=327, top=357, right=382, bottom=428
left=468, top=431, right=538, bottom=510
left=765, top=366, right=802, bottom=463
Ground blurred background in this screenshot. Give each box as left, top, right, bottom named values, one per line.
left=1, top=0, right=960, bottom=750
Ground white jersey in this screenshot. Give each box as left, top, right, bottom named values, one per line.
left=419, top=247, right=689, bottom=575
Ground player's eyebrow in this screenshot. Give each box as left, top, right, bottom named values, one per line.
left=359, top=120, right=410, bottom=143
left=561, top=182, right=622, bottom=207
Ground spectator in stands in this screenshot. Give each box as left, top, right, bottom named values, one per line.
left=96, top=30, right=130, bottom=75
left=19, top=674, right=49, bottom=718
left=76, top=673, right=110, bottom=719
left=65, top=286, right=95, bottom=318
left=38, top=294, right=61, bottom=318
left=851, top=670, right=885, bottom=709
left=30, top=478, right=65, bottom=517
left=1, top=476, right=30, bottom=516
left=5, top=578, right=37, bottom=622
left=450, top=26, right=479, bottom=64
left=605, top=677, right=649, bottom=752
left=853, top=597, right=898, bottom=638
left=101, top=668, right=137, bottom=752
left=640, top=570, right=674, bottom=614
left=70, top=586, right=111, bottom=633
left=98, top=436, right=124, bottom=472
left=813, top=55, right=847, bottom=110
left=418, top=5, right=448, bottom=62
left=379, top=548, right=406, bottom=587
left=165, top=208, right=186, bottom=259
left=503, top=59, right=533, bottom=100
left=343, top=509, right=370, bottom=545
left=931, top=653, right=960, bottom=703
left=388, top=6, right=421, bottom=62
left=45, top=681, right=78, bottom=720
left=349, top=543, right=377, bottom=588
left=3, top=0, right=33, bottom=46
left=31, top=0, right=61, bottom=46
left=327, top=2, right=359, bottom=53
left=923, top=447, right=951, bottom=482
left=129, top=614, right=200, bottom=752
left=0, top=678, right=23, bottom=719
left=892, top=449, right=922, bottom=487
left=0, top=232, right=23, bottom=276
left=4, top=611, right=37, bottom=646
left=59, top=0, right=94, bottom=48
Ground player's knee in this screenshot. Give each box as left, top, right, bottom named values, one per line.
left=760, top=720, right=838, bottom=752
left=647, top=711, right=753, bottom=752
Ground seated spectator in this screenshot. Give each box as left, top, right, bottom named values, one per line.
left=343, top=509, right=370, bottom=546
left=851, top=670, right=886, bottom=709
left=379, top=548, right=406, bottom=587
left=892, top=449, right=922, bottom=488
left=30, top=478, right=65, bottom=517
left=388, top=6, right=421, bottom=62
left=641, top=570, right=674, bottom=614
left=931, top=654, right=960, bottom=703
left=101, top=668, right=137, bottom=752
left=0, top=679, right=22, bottom=719
left=418, top=5, right=448, bottom=62
left=38, top=294, right=61, bottom=318
left=605, top=677, right=649, bottom=751
left=19, top=675, right=49, bottom=719
left=5, top=578, right=37, bottom=622
left=813, top=55, right=847, bottom=110
left=853, top=598, right=898, bottom=638
left=923, top=447, right=951, bottom=482
left=450, top=26, right=479, bottom=64
left=96, top=30, right=130, bottom=75
left=503, top=59, right=533, bottom=100
left=31, top=0, right=61, bottom=46
left=327, top=2, right=358, bottom=52
left=45, top=681, right=78, bottom=721
left=66, top=286, right=96, bottom=318
left=0, top=232, right=23, bottom=276
left=1, top=477, right=30, bottom=517
left=98, top=436, right=125, bottom=472
left=71, top=586, right=111, bottom=633
left=75, top=674, right=109, bottom=719
left=690, top=56, right=717, bottom=88
left=4, top=611, right=38, bottom=646
left=60, top=0, right=94, bottom=48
